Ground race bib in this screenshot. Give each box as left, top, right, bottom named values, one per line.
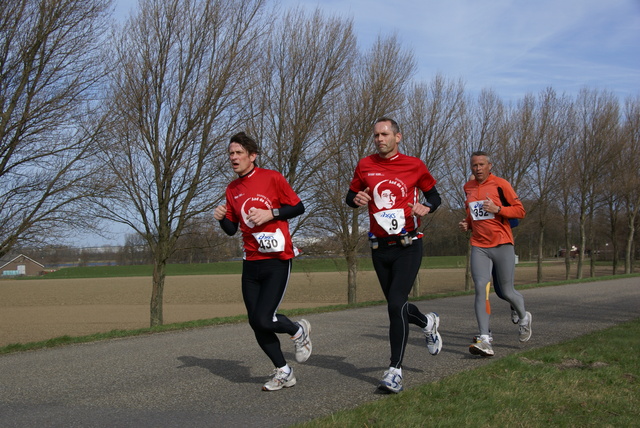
left=373, top=209, right=406, bottom=234
left=252, top=228, right=286, bottom=253
left=469, top=200, right=494, bottom=221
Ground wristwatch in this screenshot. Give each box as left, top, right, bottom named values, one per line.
left=272, top=208, right=280, bottom=219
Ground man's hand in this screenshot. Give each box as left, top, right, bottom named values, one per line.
left=354, top=187, right=371, bottom=207
left=214, top=204, right=227, bottom=221
left=408, top=202, right=431, bottom=217
left=246, top=207, right=274, bottom=226
left=458, top=219, right=470, bottom=232
left=483, top=196, right=500, bottom=214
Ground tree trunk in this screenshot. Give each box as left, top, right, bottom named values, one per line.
left=412, top=275, right=420, bottom=298
left=536, top=227, right=544, bottom=283
left=625, top=216, right=636, bottom=274
left=564, top=221, right=571, bottom=280
left=346, top=250, right=358, bottom=304
left=577, top=213, right=586, bottom=279
left=465, top=240, right=472, bottom=292
left=150, top=259, right=166, bottom=327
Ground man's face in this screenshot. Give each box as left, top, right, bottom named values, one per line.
left=229, top=142, right=256, bottom=176
left=470, top=155, right=492, bottom=183
left=373, top=121, right=401, bottom=158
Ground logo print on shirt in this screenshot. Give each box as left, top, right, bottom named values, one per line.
left=241, top=195, right=272, bottom=229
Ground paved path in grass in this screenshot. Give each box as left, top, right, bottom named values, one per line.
left=1, top=277, right=638, bottom=427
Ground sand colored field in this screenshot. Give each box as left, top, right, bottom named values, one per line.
left=0, top=263, right=619, bottom=347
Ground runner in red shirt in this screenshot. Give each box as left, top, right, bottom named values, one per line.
left=459, top=151, right=532, bottom=357
left=346, top=117, right=443, bottom=393
left=214, top=132, right=311, bottom=391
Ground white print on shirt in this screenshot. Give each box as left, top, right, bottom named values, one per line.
left=240, top=196, right=272, bottom=229
left=469, top=200, right=495, bottom=221
left=373, top=209, right=406, bottom=234
left=252, top=228, right=286, bottom=253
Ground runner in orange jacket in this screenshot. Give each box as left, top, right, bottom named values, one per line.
left=459, top=151, right=532, bottom=357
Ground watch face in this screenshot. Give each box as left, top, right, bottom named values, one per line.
left=273, top=208, right=279, bottom=217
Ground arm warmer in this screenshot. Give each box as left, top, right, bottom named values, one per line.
left=345, top=189, right=358, bottom=208
left=422, top=186, right=441, bottom=213
left=274, top=201, right=305, bottom=220
left=219, top=201, right=305, bottom=235
left=219, top=218, right=238, bottom=236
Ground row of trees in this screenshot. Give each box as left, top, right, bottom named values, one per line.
left=2, top=0, right=638, bottom=326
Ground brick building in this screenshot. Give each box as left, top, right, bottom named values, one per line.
left=0, top=254, right=45, bottom=277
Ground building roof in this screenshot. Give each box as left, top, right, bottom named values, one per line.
left=0, top=254, right=45, bottom=270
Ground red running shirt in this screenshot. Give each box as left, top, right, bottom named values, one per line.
left=224, top=168, right=301, bottom=260
left=349, top=153, right=437, bottom=237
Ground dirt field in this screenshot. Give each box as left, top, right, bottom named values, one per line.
left=0, top=262, right=623, bottom=347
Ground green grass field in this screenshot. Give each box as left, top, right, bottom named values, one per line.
left=294, top=318, right=640, bottom=427
left=30, top=256, right=625, bottom=280
left=34, top=256, right=469, bottom=279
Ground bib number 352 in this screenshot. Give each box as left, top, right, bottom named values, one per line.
left=470, top=200, right=495, bottom=221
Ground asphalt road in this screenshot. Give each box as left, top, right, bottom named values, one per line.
left=1, top=277, right=638, bottom=428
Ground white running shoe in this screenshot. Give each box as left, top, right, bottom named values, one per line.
left=469, top=335, right=495, bottom=357
left=519, top=312, right=532, bottom=342
left=262, top=368, right=296, bottom=391
left=423, top=312, right=442, bottom=355
left=378, top=370, right=403, bottom=393
left=292, top=319, right=312, bottom=363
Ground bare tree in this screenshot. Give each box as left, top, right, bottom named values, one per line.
left=312, top=35, right=416, bottom=303
left=401, top=75, right=465, bottom=294
left=402, top=75, right=465, bottom=184
left=619, top=95, right=640, bottom=273
left=244, top=7, right=356, bottom=237
left=97, top=0, right=267, bottom=326
left=571, top=88, right=619, bottom=278
left=526, top=88, right=573, bottom=282
left=0, top=0, right=113, bottom=257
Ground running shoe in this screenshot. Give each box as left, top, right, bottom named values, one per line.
left=378, top=370, right=403, bottom=393
left=262, top=368, right=296, bottom=391
left=469, top=335, right=495, bottom=357
left=423, top=312, right=442, bottom=355
left=472, top=331, right=493, bottom=343
left=511, top=308, right=519, bottom=324
left=519, top=312, right=532, bottom=342
left=292, top=319, right=312, bottom=363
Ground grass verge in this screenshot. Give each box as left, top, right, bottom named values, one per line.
left=294, top=318, right=640, bottom=428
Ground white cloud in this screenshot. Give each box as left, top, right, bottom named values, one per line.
left=281, top=0, right=640, bottom=100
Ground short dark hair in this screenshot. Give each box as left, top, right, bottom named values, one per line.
left=374, top=117, right=400, bottom=134
left=229, top=132, right=260, bottom=155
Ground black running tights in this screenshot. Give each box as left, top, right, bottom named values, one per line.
left=371, top=239, right=428, bottom=368
left=242, top=258, right=299, bottom=368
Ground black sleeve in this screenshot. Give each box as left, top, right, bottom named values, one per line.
left=274, top=201, right=305, bottom=220
left=218, top=217, right=238, bottom=236
left=422, top=186, right=441, bottom=213
left=345, top=189, right=358, bottom=208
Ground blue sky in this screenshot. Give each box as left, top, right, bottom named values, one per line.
left=114, top=0, right=639, bottom=102
left=276, top=0, right=640, bottom=102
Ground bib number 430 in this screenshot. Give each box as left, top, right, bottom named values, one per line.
left=252, top=228, right=286, bottom=253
